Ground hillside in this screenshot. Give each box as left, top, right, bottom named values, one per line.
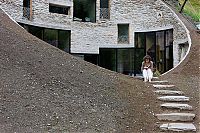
left=0, top=9, right=161, bottom=133
left=0, top=1, right=200, bottom=132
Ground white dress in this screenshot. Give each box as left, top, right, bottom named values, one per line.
left=141, top=61, right=153, bottom=81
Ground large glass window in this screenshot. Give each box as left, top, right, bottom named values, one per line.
left=117, top=49, right=134, bottom=75
left=84, top=54, right=98, bottom=65
left=135, top=29, right=173, bottom=74
left=156, top=31, right=165, bottom=73
left=146, top=32, right=156, bottom=63
left=28, top=26, right=43, bottom=40
left=99, top=49, right=116, bottom=71
left=118, top=24, right=129, bottom=44
left=135, top=33, right=145, bottom=48
left=58, top=30, right=70, bottom=53
left=19, top=23, right=71, bottom=53
left=165, top=29, right=173, bottom=71
left=44, top=29, right=59, bottom=47
left=134, top=49, right=145, bottom=75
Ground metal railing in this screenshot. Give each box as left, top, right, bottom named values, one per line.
left=100, top=8, right=110, bottom=19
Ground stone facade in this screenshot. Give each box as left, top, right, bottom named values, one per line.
left=0, top=0, right=190, bottom=66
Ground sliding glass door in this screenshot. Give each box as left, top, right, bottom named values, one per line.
left=135, top=29, right=173, bottom=74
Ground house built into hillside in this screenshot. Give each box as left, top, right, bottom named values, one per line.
left=0, top=0, right=190, bottom=75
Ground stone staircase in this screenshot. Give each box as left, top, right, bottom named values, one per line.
left=150, top=78, right=197, bottom=132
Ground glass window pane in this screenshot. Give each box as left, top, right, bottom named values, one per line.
left=165, top=29, right=173, bottom=46
left=73, top=0, right=96, bottom=22
left=135, top=32, right=145, bottom=48
left=99, top=49, right=116, bottom=71
left=58, top=30, right=70, bottom=53
left=84, top=54, right=98, bottom=65
left=118, top=24, right=129, bottom=44
left=44, top=29, right=58, bottom=47
left=134, top=49, right=145, bottom=75
left=156, top=31, right=165, bottom=73
left=165, top=46, right=173, bottom=71
left=117, top=49, right=134, bottom=75
left=29, top=25, right=43, bottom=40
left=146, top=32, right=156, bottom=63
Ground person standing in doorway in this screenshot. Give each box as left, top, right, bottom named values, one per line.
left=141, top=55, right=153, bottom=82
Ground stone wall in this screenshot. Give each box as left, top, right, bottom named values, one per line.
left=0, top=0, right=190, bottom=66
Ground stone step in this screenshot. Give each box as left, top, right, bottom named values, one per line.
left=134, top=76, right=159, bottom=80
left=150, top=80, right=168, bottom=84
left=158, top=96, right=189, bottom=102
left=153, top=84, right=175, bottom=89
left=156, top=113, right=195, bottom=122
left=154, top=90, right=184, bottom=95
left=160, top=123, right=196, bottom=132
left=161, top=103, right=193, bottom=110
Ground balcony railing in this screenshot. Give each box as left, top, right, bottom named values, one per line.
left=100, top=8, right=110, bottom=19
left=23, top=7, right=31, bottom=20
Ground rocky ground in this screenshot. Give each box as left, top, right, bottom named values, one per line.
left=0, top=3, right=199, bottom=133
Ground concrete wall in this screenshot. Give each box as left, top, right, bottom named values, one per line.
left=0, top=0, right=189, bottom=66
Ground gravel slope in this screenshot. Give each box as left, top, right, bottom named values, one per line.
left=0, top=9, right=160, bottom=133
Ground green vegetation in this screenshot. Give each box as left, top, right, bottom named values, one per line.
left=179, top=0, right=200, bottom=22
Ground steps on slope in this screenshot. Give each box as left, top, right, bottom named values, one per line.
left=153, top=84, right=175, bottom=89
left=150, top=80, right=168, bottom=84
left=156, top=113, right=195, bottom=122
left=161, top=103, right=193, bottom=110
left=157, top=96, right=189, bottom=102
left=154, top=90, right=184, bottom=95
left=151, top=80, right=197, bottom=132
left=160, top=123, right=196, bottom=132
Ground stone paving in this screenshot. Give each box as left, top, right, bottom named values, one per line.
left=158, top=96, right=190, bottom=102
left=151, top=78, right=197, bottom=132
left=154, top=90, right=184, bottom=95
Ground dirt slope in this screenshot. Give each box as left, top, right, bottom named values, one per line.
left=0, top=9, right=162, bottom=133
left=161, top=2, right=200, bottom=131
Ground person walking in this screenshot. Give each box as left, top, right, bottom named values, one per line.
left=141, top=55, right=153, bottom=82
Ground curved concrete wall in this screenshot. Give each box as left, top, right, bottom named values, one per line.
left=0, top=0, right=189, bottom=66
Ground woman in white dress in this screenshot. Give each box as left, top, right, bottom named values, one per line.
left=141, top=55, right=153, bottom=82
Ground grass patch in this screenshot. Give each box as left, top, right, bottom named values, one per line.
left=179, top=0, right=200, bottom=22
